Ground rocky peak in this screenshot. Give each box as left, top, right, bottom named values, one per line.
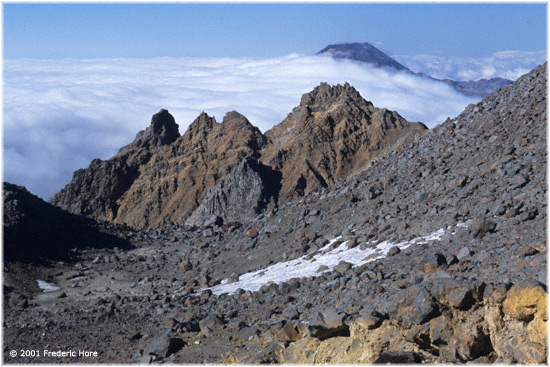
left=318, top=42, right=410, bottom=72
left=146, top=109, right=180, bottom=145
left=299, top=82, right=369, bottom=110
left=317, top=42, right=512, bottom=97
left=266, top=82, right=418, bottom=144
left=94, top=109, right=269, bottom=228
left=220, top=111, right=268, bottom=151
left=269, top=83, right=372, bottom=142
left=182, top=112, right=217, bottom=145
left=262, top=82, right=427, bottom=202
left=222, top=110, right=250, bottom=125
left=119, top=109, right=180, bottom=154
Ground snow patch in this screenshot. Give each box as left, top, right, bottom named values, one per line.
left=36, top=279, right=60, bottom=292
left=206, top=227, right=449, bottom=296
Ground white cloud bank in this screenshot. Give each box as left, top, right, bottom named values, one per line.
left=394, top=50, right=546, bottom=81
left=4, top=55, right=483, bottom=200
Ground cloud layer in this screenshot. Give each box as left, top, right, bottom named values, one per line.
left=4, top=55, right=481, bottom=200
left=394, top=50, right=546, bottom=81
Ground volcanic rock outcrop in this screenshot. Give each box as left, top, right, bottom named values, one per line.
left=49, top=109, right=180, bottom=221
left=261, top=82, right=427, bottom=201
left=118, top=108, right=180, bottom=153
left=186, top=156, right=281, bottom=226
left=50, top=83, right=427, bottom=228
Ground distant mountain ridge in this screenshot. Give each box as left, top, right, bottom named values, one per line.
left=317, top=42, right=513, bottom=97
left=318, top=42, right=410, bottom=72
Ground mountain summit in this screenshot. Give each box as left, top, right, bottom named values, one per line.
left=262, top=82, right=427, bottom=201
left=318, top=42, right=513, bottom=97
left=318, top=42, right=410, bottom=72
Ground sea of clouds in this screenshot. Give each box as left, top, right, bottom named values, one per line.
left=394, top=50, right=546, bottom=81
left=4, top=52, right=539, bottom=200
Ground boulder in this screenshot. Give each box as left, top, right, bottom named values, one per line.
left=140, top=329, right=185, bottom=362
left=199, top=313, right=225, bottom=331
left=308, top=308, right=349, bottom=340
left=502, top=280, right=546, bottom=322
left=417, top=253, right=447, bottom=274
left=390, top=284, right=439, bottom=328
left=471, top=218, right=496, bottom=238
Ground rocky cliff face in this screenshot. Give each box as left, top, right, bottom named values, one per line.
left=118, top=108, right=180, bottom=153
left=50, top=83, right=426, bottom=228
left=49, top=109, right=180, bottom=221
left=187, top=157, right=281, bottom=227
left=108, top=111, right=267, bottom=228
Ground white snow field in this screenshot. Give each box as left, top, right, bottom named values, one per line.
left=206, top=226, right=451, bottom=296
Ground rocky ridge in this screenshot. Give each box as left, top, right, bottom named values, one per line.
left=442, top=77, right=513, bottom=97
left=50, top=83, right=427, bottom=229
left=3, top=63, right=546, bottom=364
left=49, top=109, right=180, bottom=222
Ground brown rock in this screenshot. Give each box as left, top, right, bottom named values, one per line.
left=354, top=310, right=383, bottom=330
left=514, top=341, right=547, bottom=364
left=471, top=218, right=496, bottom=238
left=276, top=321, right=303, bottom=342
left=200, top=275, right=211, bottom=288
left=520, top=245, right=539, bottom=257
left=261, top=83, right=426, bottom=202
left=178, top=260, right=192, bottom=273
left=429, top=316, right=453, bottom=345
left=528, top=313, right=547, bottom=346
left=484, top=283, right=509, bottom=305
left=502, top=280, right=546, bottom=321
left=51, top=110, right=267, bottom=228
left=346, top=238, right=359, bottom=249
left=245, top=228, right=259, bottom=239
left=448, top=323, right=492, bottom=361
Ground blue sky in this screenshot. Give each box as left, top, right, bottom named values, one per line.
left=3, top=3, right=547, bottom=59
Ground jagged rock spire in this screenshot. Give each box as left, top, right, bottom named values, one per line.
left=119, top=109, right=180, bottom=154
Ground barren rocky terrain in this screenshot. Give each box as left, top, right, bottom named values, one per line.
left=3, top=63, right=547, bottom=364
